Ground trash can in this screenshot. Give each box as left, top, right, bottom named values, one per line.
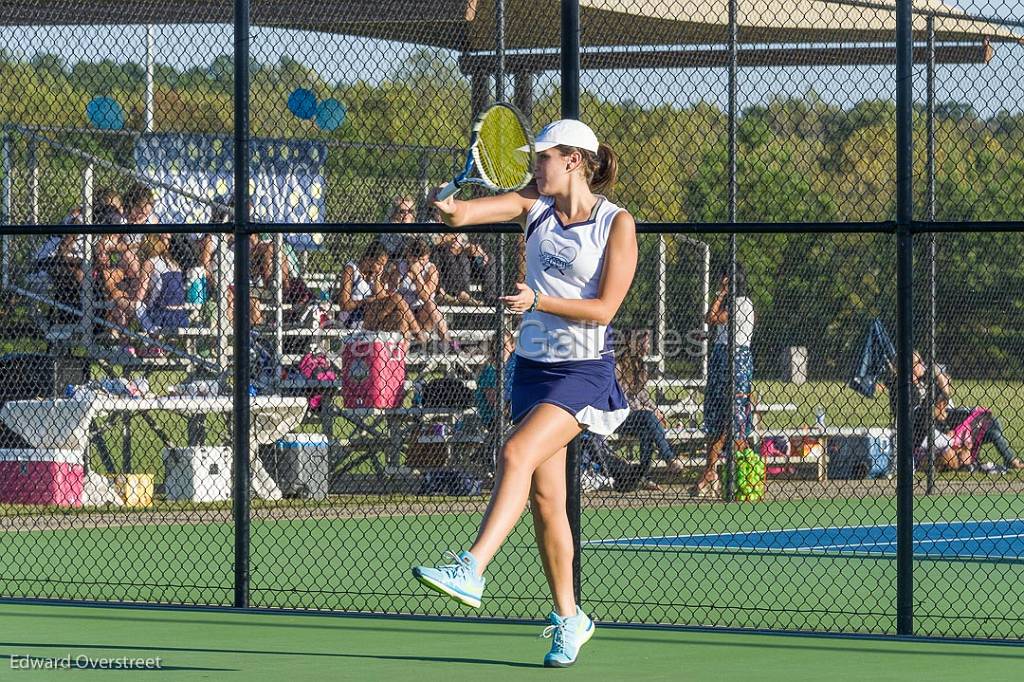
left=263, top=433, right=330, bottom=500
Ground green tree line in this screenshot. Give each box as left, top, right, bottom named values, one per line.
left=2, top=49, right=1023, bottom=379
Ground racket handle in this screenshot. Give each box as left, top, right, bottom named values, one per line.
left=436, top=180, right=460, bottom=201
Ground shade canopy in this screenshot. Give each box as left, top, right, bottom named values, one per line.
left=1, top=0, right=1020, bottom=52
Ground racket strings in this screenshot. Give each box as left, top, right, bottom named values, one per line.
left=476, top=107, right=531, bottom=190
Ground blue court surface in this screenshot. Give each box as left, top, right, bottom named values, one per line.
left=587, top=518, right=1024, bottom=561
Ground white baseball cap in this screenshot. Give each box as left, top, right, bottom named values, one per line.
left=519, top=119, right=599, bottom=154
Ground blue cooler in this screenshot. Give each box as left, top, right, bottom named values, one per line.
left=264, top=433, right=330, bottom=500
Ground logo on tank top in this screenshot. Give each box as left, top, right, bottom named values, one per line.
left=539, top=239, right=577, bottom=274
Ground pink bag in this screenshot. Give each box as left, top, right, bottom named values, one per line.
left=948, top=407, right=993, bottom=464
left=760, top=436, right=795, bottom=476
left=298, top=352, right=337, bottom=410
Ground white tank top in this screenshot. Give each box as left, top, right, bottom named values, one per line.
left=712, top=296, right=755, bottom=346
left=346, top=261, right=373, bottom=302
left=395, top=260, right=435, bottom=309
left=516, top=194, right=625, bottom=362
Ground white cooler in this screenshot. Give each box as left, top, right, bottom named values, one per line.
left=163, top=447, right=232, bottom=502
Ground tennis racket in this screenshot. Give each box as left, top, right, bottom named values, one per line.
left=436, top=103, right=535, bottom=201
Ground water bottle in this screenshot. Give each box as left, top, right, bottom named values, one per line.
left=814, top=405, right=827, bottom=430
left=186, top=267, right=208, bottom=305
left=412, top=380, right=424, bottom=408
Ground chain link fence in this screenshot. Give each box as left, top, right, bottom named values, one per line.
left=1, top=0, right=1023, bottom=640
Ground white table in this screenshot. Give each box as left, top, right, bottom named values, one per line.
left=659, top=424, right=890, bottom=481
left=0, top=395, right=307, bottom=451
left=0, top=395, right=308, bottom=500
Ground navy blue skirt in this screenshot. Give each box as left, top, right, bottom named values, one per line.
left=510, top=354, right=630, bottom=436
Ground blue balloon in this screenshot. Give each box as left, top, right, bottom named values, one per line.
left=315, top=98, right=346, bottom=131
left=86, top=97, right=125, bottom=130
left=287, top=88, right=318, bottom=120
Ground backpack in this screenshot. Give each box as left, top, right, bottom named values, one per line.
left=948, top=407, right=994, bottom=465
left=760, top=436, right=796, bottom=477
left=422, top=377, right=475, bottom=409
left=297, top=352, right=338, bottom=410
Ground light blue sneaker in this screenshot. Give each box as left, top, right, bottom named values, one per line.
left=411, top=550, right=485, bottom=608
left=541, top=607, right=595, bottom=667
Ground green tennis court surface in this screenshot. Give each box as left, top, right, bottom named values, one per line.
left=1, top=603, right=1021, bottom=680
left=4, top=491, right=1024, bottom=637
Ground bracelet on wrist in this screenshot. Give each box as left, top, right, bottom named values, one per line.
left=528, top=289, right=540, bottom=313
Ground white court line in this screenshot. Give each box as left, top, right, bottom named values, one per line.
left=585, top=518, right=1024, bottom=548
left=789, top=532, right=1024, bottom=552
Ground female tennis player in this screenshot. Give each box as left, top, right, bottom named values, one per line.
left=412, top=119, right=637, bottom=667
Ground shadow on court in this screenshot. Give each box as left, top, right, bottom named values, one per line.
left=4, top=609, right=1024, bottom=667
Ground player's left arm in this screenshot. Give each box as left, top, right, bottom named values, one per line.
left=503, top=211, right=637, bottom=325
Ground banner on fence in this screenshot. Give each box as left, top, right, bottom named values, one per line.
left=133, top=133, right=327, bottom=229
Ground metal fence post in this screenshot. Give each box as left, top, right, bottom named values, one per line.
left=723, top=0, right=739, bottom=502
left=494, top=0, right=509, bottom=492
left=895, top=0, right=915, bottom=637
left=80, top=164, right=95, bottom=347
left=561, top=0, right=582, bottom=605
left=27, top=136, right=38, bottom=226
left=925, top=15, right=937, bottom=496
left=2, top=127, right=12, bottom=288
left=233, top=0, right=253, bottom=610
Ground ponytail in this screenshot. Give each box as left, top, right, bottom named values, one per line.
left=555, top=142, right=619, bottom=194
left=589, top=143, right=618, bottom=194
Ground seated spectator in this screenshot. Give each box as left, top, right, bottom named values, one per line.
left=37, top=188, right=123, bottom=288
left=390, top=238, right=456, bottom=347
left=337, top=241, right=424, bottom=342
left=375, top=194, right=415, bottom=259
left=475, top=330, right=516, bottom=431
left=251, top=234, right=299, bottom=289
left=207, top=202, right=265, bottom=326
left=615, top=329, right=681, bottom=485
left=887, top=351, right=1023, bottom=472
left=432, top=231, right=495, bottom=306
left=32, top=197, right=115, bottom=324
left=170, top=197, right=214, bottom=282
left=37, top=189, right=124, bottom=277
left=924, top=396, right=984, bottom=472
left=119, top=182, right=157, bottom=276
left=940, top=401, right=1020, bottom=470
left=133, top=233, right=188, bottom=333
left=91, top=184, right=156, bottom=328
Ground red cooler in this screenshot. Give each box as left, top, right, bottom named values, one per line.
left=0, top=449, right=85, bottom=507
left=341, top=331, right=406, bottom=408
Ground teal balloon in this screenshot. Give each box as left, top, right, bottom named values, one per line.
left=315, top=98, right=346, bottom=131
left=86, top=97, right=125, bottom=130
left=287, top=88, right=318, bottom=120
